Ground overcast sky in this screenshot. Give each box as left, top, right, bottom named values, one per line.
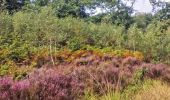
left=133, top=0, right=152, bottom=13
left=133, top=0, right=170, bottom=13
left=93, top=0, right=170, bottom=15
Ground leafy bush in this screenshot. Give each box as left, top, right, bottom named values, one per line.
left=0, top=65, right=9, bottom=76
left=1, top=7, right=170, bottom=63
left=67, top=37, right=84, bottom=51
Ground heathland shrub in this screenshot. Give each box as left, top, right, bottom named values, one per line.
left=0, top=55, right=170, bottom=100
left=28, top=69, right=84, bottom=100
left=0, top=69, right=84, bottom=100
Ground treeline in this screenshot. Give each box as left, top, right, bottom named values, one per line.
left=0, top=0, right=170, bottom=63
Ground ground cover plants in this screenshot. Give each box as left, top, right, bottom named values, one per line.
left=1, top=48, right=170, bottom=100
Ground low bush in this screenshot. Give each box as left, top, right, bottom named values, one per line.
left=0, top=69, right=84, bottom=100
left=0, top=55, right=170, bottom=99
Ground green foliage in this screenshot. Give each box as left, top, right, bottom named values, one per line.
left=127, top=24, right=144, bottom=51
left=0, top=65, right=9, bottom=76
left=83, top=90, right=98, bottom=100
left=133, top=13, right=153, bottom=30
left=0, top=12, right=13, bottom=35
left=123, top=68, right=148, bottom=99
left=126, top=21, right=170, bottom=62
left=101, top=92, right=121, bottom=100
left=83, top=89, right=121, bottom=100
left=4, top=0, right=25, bottom=13
left=88, top=23, right=125, bottom=48
left=67, top=37, right=84, bottom=51
left=14, top=70, right=27, bottom=80
left=31, top=0, right=91, bottom=18
left=0, top=5, right=170, bottom=64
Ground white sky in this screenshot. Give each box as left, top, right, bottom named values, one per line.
left=133, top=0, right=170, bottom=13
left=133, top=0, right=152, bottom=13
left=93, top=0, right=170, bottom=15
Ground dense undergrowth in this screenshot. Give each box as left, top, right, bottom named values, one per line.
left=1, top=48, right=170, bottom=100
left=0, top=8, right=170, bottom=64
left=0, top=4, right=170, bottom=100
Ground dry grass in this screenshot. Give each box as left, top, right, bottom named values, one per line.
left=134, top=81, right=170, bottom=100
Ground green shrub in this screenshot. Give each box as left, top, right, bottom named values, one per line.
left=67, top=37, right=84, bottom=51
left=1, top=7, right=170, bottom=63
left=14, top=71, right=27, bottom=80
left=0, top=65, right=9, bottom=76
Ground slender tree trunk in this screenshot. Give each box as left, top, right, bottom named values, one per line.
left=50, top=38, right=55, bottom=66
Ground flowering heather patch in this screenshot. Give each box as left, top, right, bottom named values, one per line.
left=0, top=77, right=31, bottom=100
left=0, top=77, right=13, bottom=100
left=69, top=57, right=141, bottom=94
left=0, top=69, right=84, bottom=100
left=0, top=49, right=170, bottom=99
left=60, top=56, right=170, bottom=94
left=28, top=69, right=84, bottom=100
left=141, top=63, right=170, bottom=81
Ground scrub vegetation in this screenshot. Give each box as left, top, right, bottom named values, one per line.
left=0, top=0, right=170, bottom=100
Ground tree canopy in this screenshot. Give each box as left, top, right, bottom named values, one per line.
left=0, top=0, right=169, bottom=28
